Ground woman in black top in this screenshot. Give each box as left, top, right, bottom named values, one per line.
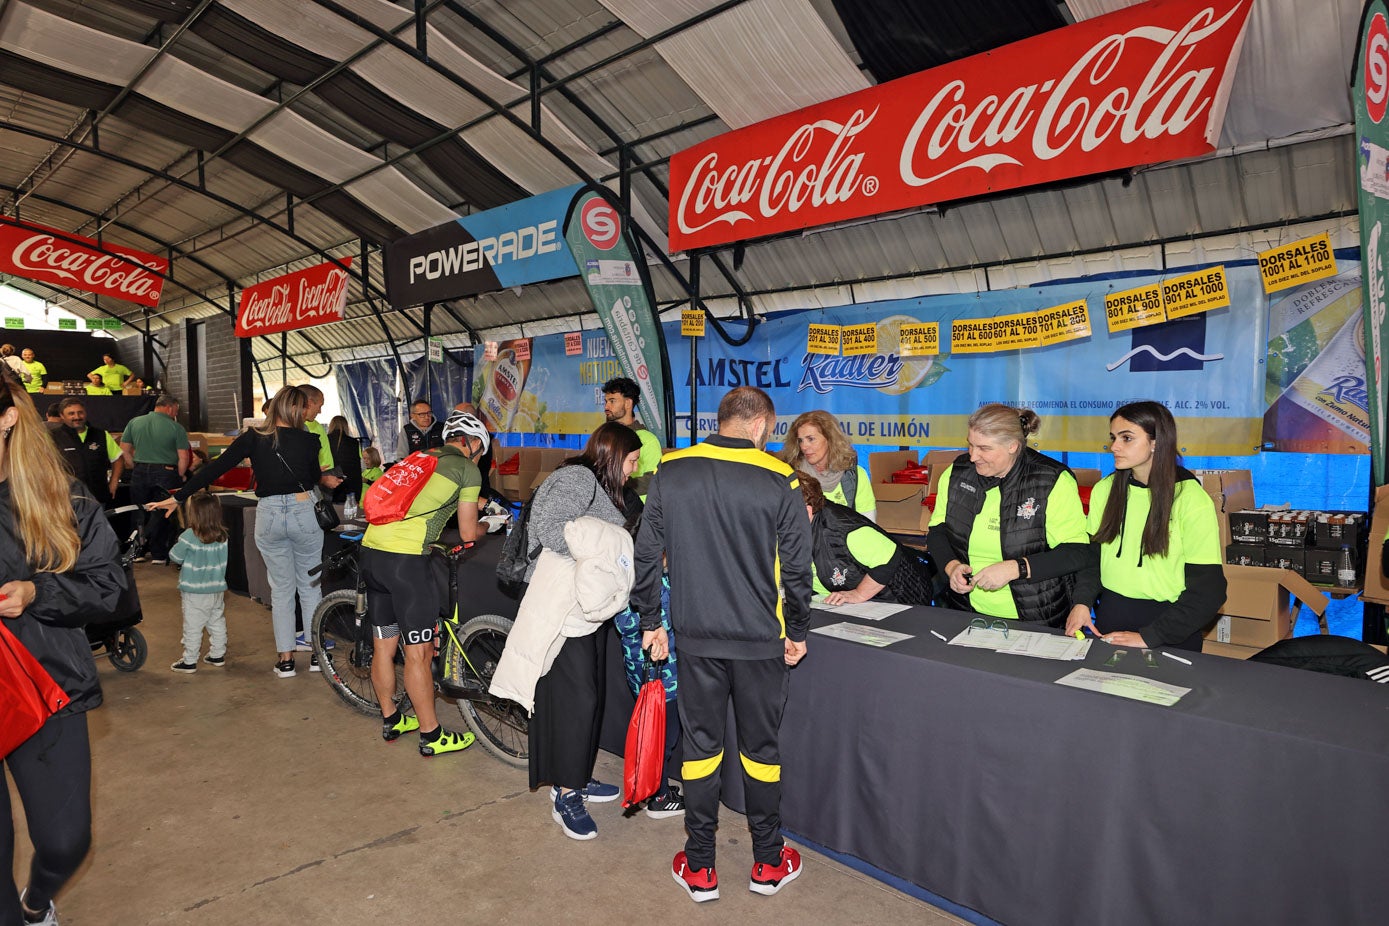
left=327, top=415, right=362, bottom=503
left=148, top=386, right=325, bottom=677
left=1, top=370, right=125, bottom=926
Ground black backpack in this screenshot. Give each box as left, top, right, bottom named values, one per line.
left=496, top=498, right=540, bottom=589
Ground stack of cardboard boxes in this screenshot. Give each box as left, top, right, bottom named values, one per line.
left=492, top=447, right=570, bottom=502
left=1225, top=508, right=1367, bottom=583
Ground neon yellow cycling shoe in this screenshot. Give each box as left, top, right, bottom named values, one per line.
left=383, top=712, right=420, bottom=743
left=419, top=727, right=475, bottom=757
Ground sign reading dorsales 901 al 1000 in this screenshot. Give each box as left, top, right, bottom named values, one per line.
left=666, top=0, right=1254, bottom=251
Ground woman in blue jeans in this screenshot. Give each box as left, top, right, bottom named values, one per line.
left=149, top=386, right=326, bottom=677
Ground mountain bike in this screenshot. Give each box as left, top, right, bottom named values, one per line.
left=309, top=534, right=529, bottom=767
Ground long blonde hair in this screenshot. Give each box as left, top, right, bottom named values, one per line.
left=779, top=410, right=857, bottom=472
left=0, top=374, right=80, bottom=572
left=256, top=385, right=308, bottom=439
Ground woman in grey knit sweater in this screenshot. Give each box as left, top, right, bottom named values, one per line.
left=527, top=422, right=644, bottom=840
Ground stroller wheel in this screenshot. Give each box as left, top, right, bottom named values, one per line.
left=109, top=627, right=148, bottom=672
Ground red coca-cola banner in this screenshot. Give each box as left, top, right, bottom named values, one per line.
left=668, top=0, right=1253, bottom=252
left=235, top=258, right=353, bottom=338
left=0, top=218, right=168, bottom=307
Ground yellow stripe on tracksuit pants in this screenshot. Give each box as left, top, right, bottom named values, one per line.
left=677, top=651, right=790, bottom=871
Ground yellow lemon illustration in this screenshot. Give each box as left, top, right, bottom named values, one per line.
left=876, top=314, right=935, bottom=396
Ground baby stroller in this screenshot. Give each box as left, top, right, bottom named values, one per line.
left=87, top=504, right=148, bottom=672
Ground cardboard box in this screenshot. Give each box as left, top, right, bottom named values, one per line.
left=868, top=450, right=920, bottom=488
left=875, top=483, right=931, bottom=534
left=922, top=449, right=961, bottom=496
left=1362, top=486, right=1389, bottom=605
left=1071, top=468, right=1103, bottom=488
left=1264, top=548, right=1305, bottom=576
left=1207, top=565, right=1328, bottom=649
left=1312, top=512, right=1366, bottom=550
left=1265, top=513, right=1310, bottom=548
left=494, top=447, right=569, bottom=502
left=1201, top=639, right=1263, bottom=660
left=1225, top=543, right=1265, bottom=567
left=1227, top=510, right=1269, bottom=544
left=1194, top=470, right=1255, bottom=549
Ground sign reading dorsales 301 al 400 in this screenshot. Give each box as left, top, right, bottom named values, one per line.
left=667, top=0, right=1254, bottom=252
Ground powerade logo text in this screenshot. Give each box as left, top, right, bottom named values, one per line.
left=797, top=352, right=904, bottom=394
left=407, top=220, right=560, bottom=284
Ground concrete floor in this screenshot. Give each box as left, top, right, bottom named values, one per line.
left=9, top=564, right=967, bottom=925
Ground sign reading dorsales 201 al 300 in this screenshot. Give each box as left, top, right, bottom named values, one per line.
left=667, top=0, right=1254, bottom=252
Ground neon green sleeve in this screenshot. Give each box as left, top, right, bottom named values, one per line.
left=846, top=526, right=896, bottom=569
left=637, top=428, right=662, bottom=476
left=104, top=432, right=122, bottom=462
left=1045, top=472, right=1090, bottom=547
left=928, top=465, right=953, bottom=527
left=1176, top=482, right=1222, bottom=565
left=853, top=465, right=876, bottom=515
left=306, top=421, right=333, bottom=470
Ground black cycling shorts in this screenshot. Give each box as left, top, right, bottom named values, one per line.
left=360, top=546, right=440, bottom=644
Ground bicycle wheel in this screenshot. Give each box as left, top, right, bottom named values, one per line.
left=312, top=589, right=409, bottom=717
left=449, top=614, right=529, bottom=767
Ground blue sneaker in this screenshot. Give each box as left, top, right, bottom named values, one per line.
left=296, top=633, right=334, bottom=652
left=582, top=778, right=620, bottom=803
left=551, top=788, right=598, bottom=840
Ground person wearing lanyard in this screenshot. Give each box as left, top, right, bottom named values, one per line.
left=147, top=386, right=326, bottom=678
left=119, top=395, right=190, bottom=565
left=926, top=403, right=1090, bottom=625
left=1067, top=401, right=1227, bottom=651
left=51, top=398, right=124, bottom=506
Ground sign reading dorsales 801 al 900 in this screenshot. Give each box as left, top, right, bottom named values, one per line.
left=666, top=0, right=1254, bottom=250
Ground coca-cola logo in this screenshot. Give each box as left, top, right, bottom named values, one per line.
left=580, top=198, right=620, bottom=251
left=8, top=234, right=164, bottom=299
left=237, top=262, right=351, bottom=336
left=1366, top=12, right=1389, bottom=124
left=669, top=0, right=1252, bottom=250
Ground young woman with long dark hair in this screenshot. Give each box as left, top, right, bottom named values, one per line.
left=524, top=422, right=643, bottom=840
left=1, top=370, right=125, bottom=926
left=1067, top=401, right=1227, bottom=651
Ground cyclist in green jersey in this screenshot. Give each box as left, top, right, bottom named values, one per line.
left=362, top=411, right=489, bottom=756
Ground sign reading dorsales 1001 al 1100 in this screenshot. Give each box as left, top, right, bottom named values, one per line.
left=666, top=0, right=1254, bottom=250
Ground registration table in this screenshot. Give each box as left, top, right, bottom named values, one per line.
left=731, top=606, right=1389, bottom=926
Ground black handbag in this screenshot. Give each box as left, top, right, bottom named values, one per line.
left=273, top=441, right=339, bottom=530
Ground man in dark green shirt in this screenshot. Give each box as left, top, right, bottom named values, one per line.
left=119, top=395, right=190, bottom=563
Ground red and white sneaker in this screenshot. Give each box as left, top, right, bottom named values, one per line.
left=749, top=846, right=802, bottom=896
left=672, top=851, right=720, bottom=902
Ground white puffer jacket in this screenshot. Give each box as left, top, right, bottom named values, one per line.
left=489, top=516, right=634, bottom=713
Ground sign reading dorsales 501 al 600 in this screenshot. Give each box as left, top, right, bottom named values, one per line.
left=667, top=0, right=1254, bottom=252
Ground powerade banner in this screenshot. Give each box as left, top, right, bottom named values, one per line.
left=475, top=261, right=1271, bottom=456
left=1354, top=0, right=1389, bottom=486
left=385, top=184, right=582, bottom=308
left=667, top=0, right=1253, bottom=251
left=563, top=189, right=670, bottom=447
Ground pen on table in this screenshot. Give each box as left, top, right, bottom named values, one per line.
left=1162, top=651, right=1193, bottom=666
left=930, top=630, right=948, bottom=642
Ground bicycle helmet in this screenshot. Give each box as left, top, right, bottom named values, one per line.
left=442, top=410, right=490, bottom=454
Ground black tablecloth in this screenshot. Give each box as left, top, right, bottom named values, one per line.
left=630, top=606, right=1389, bottom=926
left=79, top=394, right=156, bottom=434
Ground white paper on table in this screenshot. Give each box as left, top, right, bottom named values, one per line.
left=811, top=621, right=914, bottom=647
left=810, top=597, right=911, bottom=621
left=995, top=630, right=1093, bottom=661
left=1054, top=668, right=1191, bottom=707
left=947, top=627, right=1013, bottom=650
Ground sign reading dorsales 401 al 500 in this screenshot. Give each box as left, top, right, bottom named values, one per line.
left=667, top=0, right=1254, bottom=251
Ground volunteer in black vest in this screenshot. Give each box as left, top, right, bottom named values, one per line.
left=1066, top=401, right=1227, bottom=651
left=51, top=398, right=124, bottom=505
left=395, top=400, right=444, bottom=463
left=780, top=410, right=876, bottom=520
left=926, top=404, right=1090, bottom=625
left=800, top=474, right=937, bottom=606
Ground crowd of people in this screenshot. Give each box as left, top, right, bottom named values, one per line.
left=1, top=344, right=1229, bottom=918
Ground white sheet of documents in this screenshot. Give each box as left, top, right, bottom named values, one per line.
left=1055, top=668, right=1190, bottom=706
left=811, top=622, right=914, bottom=647
left=810, top=598, right=911, bottom=621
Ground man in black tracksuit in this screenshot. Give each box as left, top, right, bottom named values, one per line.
left=632, top=386, right=812, bottom=903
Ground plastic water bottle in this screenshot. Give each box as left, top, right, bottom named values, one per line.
left=1336, top=545, right=1356, bottom=588
left=343, top=493, right=358, bottom=521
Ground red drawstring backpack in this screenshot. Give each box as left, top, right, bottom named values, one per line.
left=0, top=617, right=69, bottom=758
left=362, top=450, right=438, bottom=525
left=622, top=657, right=667, bottom=808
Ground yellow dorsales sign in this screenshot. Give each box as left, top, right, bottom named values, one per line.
left=841, top=322, right=878, bottom=356
left=899, top=322, right=939, bottom=357
left=1037, top=299, right=1092, bottom=347
left=1104, top=283, right=1166, bottom=333
left=1257, top=233, right=1337, bottom=293
left=1162, top=265, right=1230, bottom=320
left=681, top=310, right=705, bottom=337
left=990, top=311, right=1041, bottom=352
left=951, top=317, right=1006, bottom=354
left=807, top=324, right=842, bottom=355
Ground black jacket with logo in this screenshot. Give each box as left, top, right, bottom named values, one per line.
left=632, top=434, right=812, bottom=659
left=0, top=481, right=125, bottom=715
left=52, top=424, right=114, bottom=504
